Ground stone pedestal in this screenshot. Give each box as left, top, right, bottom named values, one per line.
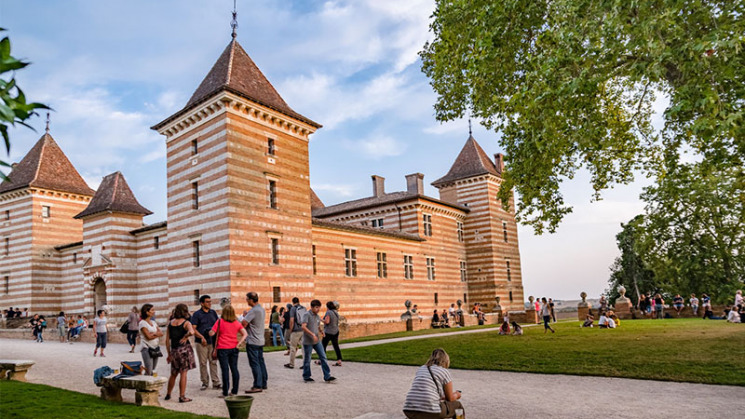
left=614, top=298, right=633, bottom=319
left=100, top=386, right=123, bottom=403
left=578, top=305, right=589, bottom=321
left=525, top=308, right=537, bottom=324
left=135, top=390, right=161, bottom=406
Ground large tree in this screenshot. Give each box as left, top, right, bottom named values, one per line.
left=421, top=0, right=744, bottom=234
left=606, top=215, right=658, bottom=305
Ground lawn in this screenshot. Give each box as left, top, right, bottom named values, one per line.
left=0, top=380, right=221, bottom=419
left=337, top=319, right=745, bottom=386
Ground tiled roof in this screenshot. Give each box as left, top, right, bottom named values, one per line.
left=312, top=191, right=469, bottom=218
left=183, top=39, right=320, bottom=128
left=310, top=188, right=325, bottom=210
left=74, top=172, right=152, bottom=219
left=0, top=133, right=95, bottom=196
left=312, top=218, right=425, bottom=242
left=432, top=135, right=500, bottom=187
left=130, top=220, right=167, bottom=235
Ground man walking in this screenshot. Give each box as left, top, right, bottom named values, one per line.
left=191, top=295, right=221, bottom=391
left=243, top=292, right=267, bottom=393
left=301, top=299, right=336, bottom=383
left=284, top=297, right=305, bottom=369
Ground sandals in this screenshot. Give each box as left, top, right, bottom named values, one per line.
left=164, top=394, right=171, bottom=401
left=179, top=396, right=192, bottom=403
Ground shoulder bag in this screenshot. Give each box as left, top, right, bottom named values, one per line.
left=211, top=319, right=221, bottom=360
left=119, top=320, right=129, bottom=334
left=427, top=365, right=453, bottom=414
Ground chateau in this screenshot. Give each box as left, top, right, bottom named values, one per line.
left=0, top=36, right=524, bottom=325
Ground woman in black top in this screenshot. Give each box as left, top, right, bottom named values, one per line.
left=654, top=294, right=665, bottom=319
left=165, top=303, right=196, bottom=403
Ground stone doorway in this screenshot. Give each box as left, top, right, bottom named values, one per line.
left=93, top=278, right=107, bottom=314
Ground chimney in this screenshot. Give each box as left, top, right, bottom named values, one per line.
left=405, top=173, right=424, bottom=195
left=371, top=175, right=385, bottom=197
left=494, top=153, right=504, bottom=175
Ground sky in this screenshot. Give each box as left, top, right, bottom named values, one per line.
left=1, top=0, right=653, bottom=301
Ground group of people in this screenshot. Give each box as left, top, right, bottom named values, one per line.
left=3, top=307, right=28, bottom=319
left=431, top=304, right=465, bottom=328
left=498, top=314, right=523, bottom=336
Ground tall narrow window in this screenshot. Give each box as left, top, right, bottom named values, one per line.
left=503, top=221, right=508, bottom=242
left=457, top=221, right=464, bottom=242
left=434, top=293, right=439, bottom=305
left=463, top=293, right=468, bottom=304
left=404, top=255, right=413, bottom=279
left=73, top=253, right=77, bottom=264
left=269, top=180, right=277, bottom=209
left=41, top=206, right=50, bottom=218
left=426, top=257, right=435, bottom=280
left=506, top=260, right=511, bottom=281
left=193, top=289, right=200, bottom=304
left=271, top=238, right=279, bottom=264
left=371, top=218, right=384, bottom=229
left=192, top=241, right=201, bottom=267
left=154, top=236, right=160, bottom=249
left=376, top=252, right=387, bottom=278
left=509, top=291, right=514, bottom=302
left=4, top=237, right=8, bottom=256
left=273, top=286, right=281, bottom=303
left=191, top=139, right=198, bottom=155
left=3, top=275, right=8, bottom=294
left=267, top=138, right=275, bottom=155
left=312, top=245, right=317, bottom=275
left=4, top=210, right=9, bottom=220
left=192, top=182, right=199, bottom=210
left=344, top=248, right=357, bottom=277
left=423, top=214, right=432, bottom=236
left=460, top=261, right=467, bottom=282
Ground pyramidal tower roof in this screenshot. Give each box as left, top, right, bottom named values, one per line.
left=74, top=171, right=152, bottom=219
left=178, top=38, right=320, bottom=128
left=432, top=135, right=501, bottom=188
left=0, top=133, right=95, bottom=196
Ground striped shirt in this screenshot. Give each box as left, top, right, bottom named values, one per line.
left=403, top=365, right=452, bottom=413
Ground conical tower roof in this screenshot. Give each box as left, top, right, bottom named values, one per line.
left=310, top=188, right=325, bottom=210
left=74, top=171, right=152, bottom=219
left=0, top=133, right=95, bottom=196
left=432, top=135, right=500, bottom=188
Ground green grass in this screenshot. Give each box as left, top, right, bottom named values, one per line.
left=0, top=381, right=221, bottom=419
left=340, top=323, right=499, bottom=344
left=338, top=319, right=745, bottom=386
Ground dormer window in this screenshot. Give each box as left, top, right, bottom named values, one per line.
left=371, top=218, right=384, bottom=229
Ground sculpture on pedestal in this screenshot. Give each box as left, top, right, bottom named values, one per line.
left=400, top=300, right=413, bottom=321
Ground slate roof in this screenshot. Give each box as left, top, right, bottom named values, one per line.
left=153, top=39, right=320, bottom=130
left=74, top=172, right=152, bottom=219
left=312, top=191, right=469, bottom=218
left=310, top=188, right=325, bottom=210
left=431, top=135, right=500, bottom=187
left=0, top=133, right=95, bottom=196
left=312, top=218, right=425, bottom=242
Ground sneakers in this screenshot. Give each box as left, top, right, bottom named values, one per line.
left=244, top=388, right=263, bottom=394
left=303, top=378, right=315, bottom=383
left=213, top=383, right=222, bottom=390
left=284, top=363, right=294, bottom=369
left=324, top=377, right=337, bottom=383
left=200, top=384, right=208, bottom=391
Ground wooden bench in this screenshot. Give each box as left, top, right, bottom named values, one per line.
left=99, top=375, right=167, bottom=406
left=0, top=359, right=35, bottom=381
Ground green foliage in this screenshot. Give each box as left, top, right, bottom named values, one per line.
left=342, top=319, right=745, bottom=385
left=0, top=28, right=50, bottom=178
left=606, top=215, right=658, bottom=305
left=421, top=0, right=745, bottom=233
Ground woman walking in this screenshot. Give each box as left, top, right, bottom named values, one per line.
left=541, top=297, right=555, bottom=334
left=270, top=305, right=285, bottom=347
left=209, top=305, right=247, bottom=398
left=127, top=306, right=140, bottom=353
left=322, top=301, right=343, bottom=367
left=93, top=310, right=108, bottom=357
left=139, top=304, right=163, bottom=376
left=403, top=348, right=465, bottom=419
left=165, top=303, right=196, bottom=403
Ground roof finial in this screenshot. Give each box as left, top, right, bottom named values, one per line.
left=230, top=0, right=238, bottom=39
left=45, top=112, right=50, bottom=134
left=468, top=118, right=472, bottom=136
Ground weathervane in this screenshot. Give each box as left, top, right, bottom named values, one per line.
left=45, top=112, right=50, bottom=134
left=231, top=0, right=238, bottom=39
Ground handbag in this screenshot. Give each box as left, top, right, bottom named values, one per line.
left=120, top=361, right=143, bottom=376
left=119, top=320, right=129, bottom=334
left=211, top=319, right=221, bottom=360
left=148, top=346, right=163, bottom=358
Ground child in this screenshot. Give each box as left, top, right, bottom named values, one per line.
left=510, top=321, right=523, bottom=335
left=498, top=320, right=510, bottom=335
left=582, top=314, right=594, bottom=328
left=93, top=310, right=108, bottom=357
left=36, top=315, right=47, bottom=342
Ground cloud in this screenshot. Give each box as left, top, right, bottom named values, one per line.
left=312, top=183, right=358, bottom=197
left=343, top=135, right=406, bottom=160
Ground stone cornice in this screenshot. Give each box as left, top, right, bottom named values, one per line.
left=0, top=187, right=92, bottom=203
left=433, top=173, right=503, bottom=189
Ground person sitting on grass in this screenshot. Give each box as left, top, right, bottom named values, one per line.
left=726, top=306, right=740, bottom=323
left=510, top=321, right=523, bottom=336
left=598, top=311, right=609, bottom=328
left=582, top=314, right=594, bottom=328
left=498, top=320, right=510, bottom=335
left=609, top=311, right=621, bottom=327
left=403, top=348, right=465, bottom=419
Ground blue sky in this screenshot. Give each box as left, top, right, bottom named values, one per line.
left=1, top=0, right=651, bottom=300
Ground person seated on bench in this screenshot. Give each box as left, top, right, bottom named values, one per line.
left=510, top=321, right=523, bottom=336
left=431, top=310, right=442, bottom=328
left=441, top=310, right=450, bottom=328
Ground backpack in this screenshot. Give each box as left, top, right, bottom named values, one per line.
left=93, top=366, right=114, bottom=386
left=294, top=305, right=307, bottom=327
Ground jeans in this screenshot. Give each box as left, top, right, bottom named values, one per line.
left=543, top=315, right=552, bottom=330
left=302, top=342, right=331, bottom=381
left=126, top=330, right=138, bottom=346
left=271, top=324, right=285, bottom=346
left=656, top=308, right=663, bottom=319
left=96, top=332, right=107, bottom=348
left=246, top=345, right=267, bottom=389
left=322, top=332, right=342, bottom=361
left=217, top=348, right=239, bottom=396
left=141, top=347, right=160, bottom=375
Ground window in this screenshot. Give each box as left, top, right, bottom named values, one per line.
left=42, top=206, right=50, bottom=218
left=506, top=261, right=511, bottom=281
left=434, top=293, right=439, bottom=305
left=269, top=180, right=277, bottom=209
left=509, top=291, right=514, bottom=302
left=192, top=182, right=199, bottom=210
left=273, top=286, right=281, bottom=303
left=426, top=257, right=435, bottom=280
left=154, top=236, right=160, bottom=249
left=464, top=293, right=468, bottom=304
left=376, top=252, right=387, bottom=278
left=3, top=275, right=7, bottom=294
left=460, top=261, right=467, bottom=282
left=73, top=253, right=77, bottom=264
left=344, top=248, right=357, bottom=277
left=312, top=245, right=317, bottom=275
left=503, top=221, right=508, bottom=242
left=371, top=218, right=384, bottom=229
left=403, top=255, right=413, bottom=279
left=457, top=222, right=464, bottom=242
left=191, top=139, right=198, bottom=155
left=4, top=237, right=8, bottom=256
left=193, top=290, right=200, bottom=304
left=267, top=138, right=275, bottom=155
left=4, top=210, right=9, bottom=220
left=423, top=214, right=432, bottom=236
left=192, top=241, right=200, bottom=267
left=271, top=238, right=279, bottom=264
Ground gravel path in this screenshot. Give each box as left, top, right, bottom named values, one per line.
left=1, top=336, right=740, bottom=418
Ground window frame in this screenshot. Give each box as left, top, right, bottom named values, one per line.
left=423, top=213, right=432, bottom=236
left=271, top=238, right=280, bottom=265
left=403, top=254, right=414, bottom=279
left=426, top=257, right=436, bottom=280
left=192, top=240, right=201, bottom=268
left=376, top=251, right=387, bottom=278
left=344, top=248, right=357, bottom=277
left=268, top=180, right=278, bottom=209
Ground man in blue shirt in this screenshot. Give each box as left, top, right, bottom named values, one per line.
left=191, top=295, right=221, bottom=391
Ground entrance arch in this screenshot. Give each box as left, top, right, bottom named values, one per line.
left=93, top=278, right=107, bottom=314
